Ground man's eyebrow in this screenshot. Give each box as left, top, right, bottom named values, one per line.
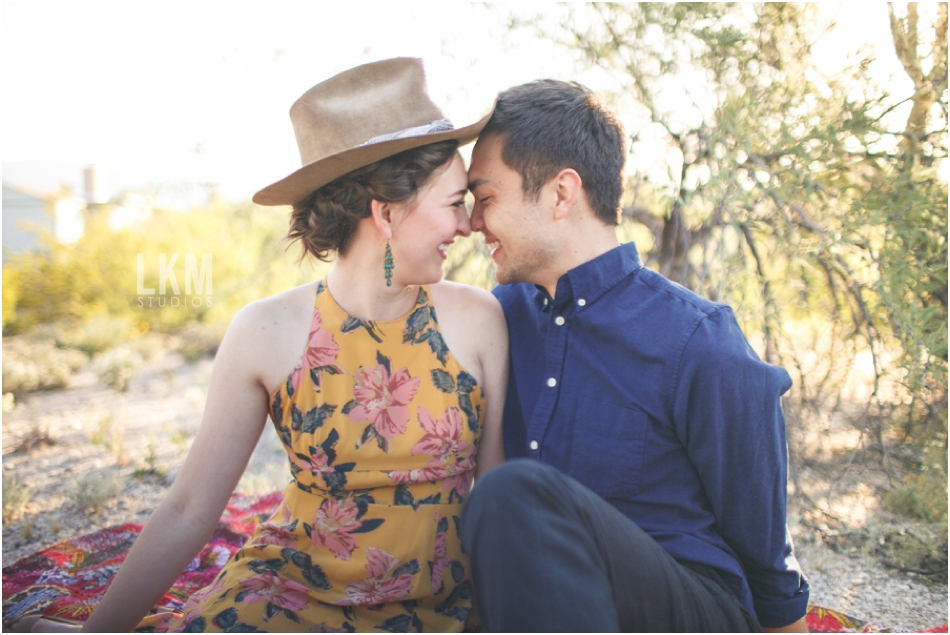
left=468, top=178, right=487, bottom=192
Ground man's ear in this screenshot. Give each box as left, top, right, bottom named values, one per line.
left=551, top=168, right=582, bottom=221
left=371, top=200, right=394, bottom=239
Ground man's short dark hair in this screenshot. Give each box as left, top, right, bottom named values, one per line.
left=482, top=80, right=625, bottom=226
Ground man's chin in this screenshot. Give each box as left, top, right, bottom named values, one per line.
left=492, top=264, right=512, bottom=286
left=494, top=266, right=531, bottom=287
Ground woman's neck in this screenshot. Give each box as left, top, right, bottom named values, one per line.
left=327, top=253, right=419, bottom=323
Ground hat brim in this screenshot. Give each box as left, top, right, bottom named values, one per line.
left=253, top=109, right=493, bottom=207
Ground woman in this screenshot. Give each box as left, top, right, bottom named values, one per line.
left=19, top=58, right=506, bottom=632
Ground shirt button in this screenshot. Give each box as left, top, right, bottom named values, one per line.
left=543, top=298, right=549, bottom=306
left=555, top=316, right=565, bottom=326
left=577, top=298, right=587, bottom=307
left=529, top=440, right=539, bottom=451
left=547, top=377, right=557, bottom=388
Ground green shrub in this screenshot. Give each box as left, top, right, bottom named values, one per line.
left=2, top=202, right=322, bottom=337
left=176, top=322, right=224, bottom=362
left=884, top=470, right=949, bottom=524
left=2, top=267, right=19, bottom=334
left=89, top=414, right=126, bottom=465
left=91, top=345, right=143, bottom=391
left=70, top=470, right=122, bottom=513
left=131, top=332, right=170, bottom=363
left=54, top=316, right=138, bottom=355
left=1, top=337, right=89, bottom=396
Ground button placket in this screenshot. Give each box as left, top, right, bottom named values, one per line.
left=525, top=292, right=570, bottom=459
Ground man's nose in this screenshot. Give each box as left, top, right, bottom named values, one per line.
left=469, top=206, right=485, bottom=233
left=455, top=207, right=472, bottom=237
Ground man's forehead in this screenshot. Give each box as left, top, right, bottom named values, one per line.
left=467, top=177, right=489, bottom=192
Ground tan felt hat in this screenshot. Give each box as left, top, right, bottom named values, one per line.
left=253, top=58, right=493, bottom=206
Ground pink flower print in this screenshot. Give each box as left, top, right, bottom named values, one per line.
left=441, top=455, right=477, bottom=498
left=431, top=526, right=450, bottom=594
left=255, top=521, right=299, bottom=549
left=311, top=499, right=362, bottom=560
left=387, top=465, right=444, bottom=485
left=411, top=407, right=471, bottom=461
left=393, top=406, right=476, bottom=496
left=238, top=572, right=311, bottom=613
left=336, top=548, right=415, bottom=606
left=267, top=499, right=293, bottom=525
left=179, top=574, right=228, bottom=623
left=295, top=446, right=334, bottom=477
left=348, top=364, right=420, bottom=440
left=290, top=309, right=343, bottom=393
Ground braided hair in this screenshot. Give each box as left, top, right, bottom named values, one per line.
left=287, top=140, right=460, bottom=261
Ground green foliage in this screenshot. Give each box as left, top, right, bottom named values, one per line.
left=2, top=267, right=19, bottom=333
left=91, top=345, right=143, bottom=392
left=2, top=201, right=323, bottom=337
left=53, top=315, right=139, bottom=355
left=2, top=337, right=89, bottom=396
left=502, top=2, right=947, bottom=524
left=884, top=444, right=949, bottom=524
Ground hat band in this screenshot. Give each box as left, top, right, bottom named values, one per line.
left=360, top=118, right=454, bottom=147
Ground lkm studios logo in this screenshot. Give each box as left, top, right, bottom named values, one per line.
left=137, top=253, right=213, bottom=308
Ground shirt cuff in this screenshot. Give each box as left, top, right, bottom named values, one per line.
left=753, top=581, right=810, bottom=629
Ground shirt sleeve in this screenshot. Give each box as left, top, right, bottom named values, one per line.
left=671, top=306, right=809, bottom=628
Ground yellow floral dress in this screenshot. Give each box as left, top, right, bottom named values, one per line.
left=138, top=281, right=484, bottom=633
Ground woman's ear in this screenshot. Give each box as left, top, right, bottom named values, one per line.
left=370, top=200, right=394, bottom=239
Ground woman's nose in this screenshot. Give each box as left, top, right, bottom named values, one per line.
left=456, top=208, right=472, bottom=237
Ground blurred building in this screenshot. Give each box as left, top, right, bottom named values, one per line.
left=2, top=165, right=153, bottom=261
left=1, top=183, right=85, bottom=260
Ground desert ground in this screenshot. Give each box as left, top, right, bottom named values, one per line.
left=2, top=347, right=947, bottom=630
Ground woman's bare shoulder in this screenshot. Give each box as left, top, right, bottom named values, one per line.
left=232, top=281, right=319, bottom=333
left=428, top=281, right=507, bottom=358
left=429, top=281, right=503, bottom=319
left=219, top=281, right=320, bottom=395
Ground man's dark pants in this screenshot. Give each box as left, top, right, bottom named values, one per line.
left=460, top=460, right=760, bottom=632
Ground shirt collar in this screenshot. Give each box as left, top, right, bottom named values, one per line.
left=536, top=242, right=642, bottom=310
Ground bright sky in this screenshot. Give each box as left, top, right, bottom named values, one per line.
left=1, top=2, right=932, bottom=207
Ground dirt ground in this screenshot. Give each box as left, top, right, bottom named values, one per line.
left=2, top=351, right=947, bottom=630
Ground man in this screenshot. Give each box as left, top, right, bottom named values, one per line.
left=462, top=79, right=809, bottom=632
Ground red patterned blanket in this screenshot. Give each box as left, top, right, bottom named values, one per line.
left=2, top=492, right=946, bottom=632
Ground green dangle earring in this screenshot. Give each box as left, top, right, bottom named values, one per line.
left=384, top=240, right=394, bottom=287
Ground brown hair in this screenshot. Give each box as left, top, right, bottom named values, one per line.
left=287, top=140, right=459, bottom=261
left=482, top=80, right=625, bottom=226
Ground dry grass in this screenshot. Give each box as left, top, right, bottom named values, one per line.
left=2, top=471, right=34, bottom=522
left=69, top=470, right=123, bottom=514
left=89, top=414, right=127, bottom=466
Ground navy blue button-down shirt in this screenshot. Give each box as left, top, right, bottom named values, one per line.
left=493, top=242, right=809, bottom=628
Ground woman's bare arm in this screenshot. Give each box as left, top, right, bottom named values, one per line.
left=80, top=305, right=273, bottom=632
left=472, top=292, right=507, bottom=481
left=428, top=282, right=507, bottom=481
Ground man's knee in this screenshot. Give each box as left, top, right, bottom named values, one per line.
left=468, top=459, right=561, bottom=512
left=461, top=459, right=561, bottom=549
